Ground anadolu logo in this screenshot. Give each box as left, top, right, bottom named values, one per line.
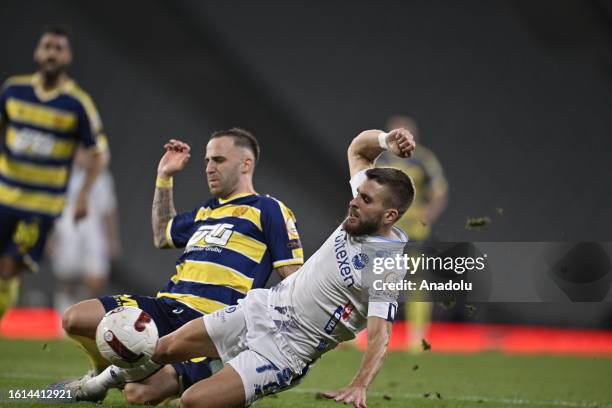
left=352, top=253, right=369, bottom=270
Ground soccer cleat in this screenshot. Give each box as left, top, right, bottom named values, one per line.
left=46, top=371, right=107, bottom=403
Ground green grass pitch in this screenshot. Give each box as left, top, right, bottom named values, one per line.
left=0, top=339, right=611, bottom=407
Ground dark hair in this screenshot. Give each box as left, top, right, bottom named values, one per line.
left=365, top=167, right=415, bottom=216
left=210, top=128, right=260, bottom=163
left=41, top=25, right=71, bottom=40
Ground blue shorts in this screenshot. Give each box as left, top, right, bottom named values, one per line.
left=98, top=294, right=216, bottom=390
left=173, top=358, right=215, bottom=391
left=0, top=205, right=55, bottom=273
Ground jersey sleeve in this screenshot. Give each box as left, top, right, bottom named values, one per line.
left=165, top=208, right=198, bottom=249
left=262, top=199, right=304, bottom=268
left=350, top=169, right=368, bottom=198
left=367, top=301, right=398, bottom=322
left=75, top=92, right=108, bottom=153
left=367, top=235, right=407, bottom=322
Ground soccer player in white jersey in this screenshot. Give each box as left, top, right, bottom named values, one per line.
left=77, top=127, right=416, bottom=407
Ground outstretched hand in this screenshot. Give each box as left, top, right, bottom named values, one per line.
left=157, top=139, right=191, bottom=178
left=323, top=385, right=367, bottom=408
left=386, top=128, right=416, bottom=158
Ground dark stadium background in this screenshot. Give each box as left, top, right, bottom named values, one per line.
left=2, top=0, right=611, bottom=328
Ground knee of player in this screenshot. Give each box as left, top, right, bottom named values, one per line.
left=61, top=305, right=80, bottom=334
left=153, top=335, right=173, bottom=363
left=179, top=389, right=202, bottom=408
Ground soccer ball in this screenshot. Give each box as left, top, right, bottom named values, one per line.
left=95, top=306, right=159, bottom=368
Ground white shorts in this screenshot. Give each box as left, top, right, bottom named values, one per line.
left=203, top=290, right=310, bottom=406
left=52, top=220, right=110, bottom=279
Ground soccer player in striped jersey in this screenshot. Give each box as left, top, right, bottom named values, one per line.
left=58, top=128, right=304, bottom=403
left=0, top=26, right=108, bottom=320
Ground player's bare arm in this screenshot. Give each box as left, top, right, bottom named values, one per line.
left=275, top=264, right=300, bottom=279
left=348, top=128, right=416, bottom=177
left=74, top=149, right=109, bottom=221
left=324, top=316, right=392, bottom=408
left=152, top=139, right=191, bottom=248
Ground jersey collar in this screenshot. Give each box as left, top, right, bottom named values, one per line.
left=31, top=72, right=74, bottom=102
left=217, top=192, right=256, bottom=204
left=347, top=225, right=409, bottom=244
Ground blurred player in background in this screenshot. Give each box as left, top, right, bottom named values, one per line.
left=56, top=129, right=304, bottom=404
left=378, top=115, right=448, bottom=351
left=0, top=26, right=108, bottom=321
left=73, top=127, right=416, bottom=408
left=48, top=147, right=120, bottom=314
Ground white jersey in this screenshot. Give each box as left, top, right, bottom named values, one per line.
left=251, top=170, right=408, bottom=363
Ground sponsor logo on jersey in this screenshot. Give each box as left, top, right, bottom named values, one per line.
left=11, top=128, right=56, bottom=156
left=324, top=302, right=354, bottom=334
left=186, top=223, right=234, bottom=250
left=341, top=303, right=355, bottom=321
left=286, top=218, right=299, bottom=240
left=333, top=232, right=355, bottom=287
left=232, top=207, right=248, bottom=217
left=351, top=253, right=369, bottom=270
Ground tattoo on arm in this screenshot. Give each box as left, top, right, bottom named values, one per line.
left=152, top=186, right=176, bottom=248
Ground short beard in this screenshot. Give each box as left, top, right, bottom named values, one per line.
left=39, top=65, right=65, bottom=84
left=342, top=216, right=380, bottom=237
left=209, top=170, right=240, bottom=199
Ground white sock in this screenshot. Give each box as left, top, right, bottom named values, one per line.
left=83, top=366, right=122, bottom=394
left=84, top=360, right=162, bottom=394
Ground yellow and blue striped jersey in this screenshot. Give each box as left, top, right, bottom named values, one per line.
left=157, top=193, right=304, bottom=314
left=0, top=73, right=108, bottom=217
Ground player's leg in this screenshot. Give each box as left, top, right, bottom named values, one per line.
left=124, top=364, right=180, bottom=405
left=0, top=213, right=53, bottom=320
left=180, top=303, right=307, bottom=408
left=0, top=256, right=20, bottom=320
left=62, top=298, right=106, bottom=337
left=181, top=347, right=309, bottom=408
left=0, top=212, right=24, bottom=320
left=124, top=359, right=222, bottom=405
left=154, top=316, right=220, bottom=363
left=62, top=298, right=109, bottom=372
left=180, top=364, right=245, bottom=408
